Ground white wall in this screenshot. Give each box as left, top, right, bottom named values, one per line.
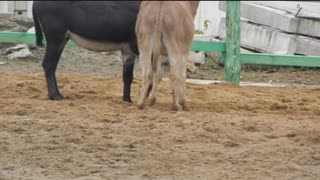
left=194, top=1, right=225, bottom=36
left=0, top=1, right=9, bottom=14
left=0, top=1, right=29, bottom=15
left=27, top=1, right=33, bottom=17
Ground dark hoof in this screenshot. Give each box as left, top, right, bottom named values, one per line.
left=49, top=94, right=64, bottom=101
left=171, top=105, right=179, bottom=111
left=149, top=97, right=156, bottom=106
left=123, top=97, right=133, bottom=103
left=171, top=104, right=181, bottom=111
left=182, top=104, right=190, bottom=111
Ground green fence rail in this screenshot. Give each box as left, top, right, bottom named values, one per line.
left=1, top=31, right=320, bottom=68
left=240, top=53, right=320, bottom=68
left=0, top=31, right=225, bottom=51
left=1, top=1, right=320, bottom=85
left=2, top=31, right=319, bottom=67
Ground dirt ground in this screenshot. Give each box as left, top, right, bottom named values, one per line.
left=0, top=46, right=320, bottom=180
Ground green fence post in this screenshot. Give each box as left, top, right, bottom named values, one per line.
left=225, top=1, right=241, bottom=85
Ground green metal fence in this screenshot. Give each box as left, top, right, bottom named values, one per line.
left=0, top=1, right=320, bottom=85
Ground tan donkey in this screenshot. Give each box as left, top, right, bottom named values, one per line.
left=136, top=1, right=200, bottom=110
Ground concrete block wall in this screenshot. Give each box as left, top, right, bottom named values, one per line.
left=218, top=17, right=297, bottom=55
left=219, top=2, right=299, bottom=34
left=296, top=36, right=320, bottom=56
left=219, top=1, right=320, bottom=56
left=219, top=17, right=320, bottom=56
left=219, top=1, right=320, bottom=38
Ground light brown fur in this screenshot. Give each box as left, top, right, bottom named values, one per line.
left=136, top=1, right=199, bottom=110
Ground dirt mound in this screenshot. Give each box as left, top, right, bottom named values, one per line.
left=0, top=73, right=320, bottom=179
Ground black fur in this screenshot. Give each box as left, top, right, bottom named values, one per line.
left=32, top=1, right=142, bottom=102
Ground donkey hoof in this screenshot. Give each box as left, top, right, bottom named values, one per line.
left=137, top=103, right=145, bottom=110
left=182, top=104, right=190, bottom=111
left=49, top=94, right=64, bottom=101
left=149, top=97, right=157, bottom=106
left=171, top=104, right=181, bottom=111
left=123, top=97, right=133, bottom=103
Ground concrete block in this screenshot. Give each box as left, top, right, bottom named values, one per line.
left=296, top=36, right=320, bottom=56
left=27, top=26, right=34, bottom=33
left=297, top=19, right=320, bottom=38
left=218, top=17, right=297, bottom=54
left=189, top=51, right=205, bottom=65
left=218, top=16, right=320, bottom=56
left=250, top=1, right=320, bottom=20
left=219, top=1, right=298, bottom=33
left=4, top=44, right=28, bottom=55
left=5, top=44, right=35, bottom=60
left=219, top=1, right=320, bottom=38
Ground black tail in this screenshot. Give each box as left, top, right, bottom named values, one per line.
left=32, top=3, right=44, bottom=47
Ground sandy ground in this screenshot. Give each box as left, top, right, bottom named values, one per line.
left=0, top=46, right=320, bottom=180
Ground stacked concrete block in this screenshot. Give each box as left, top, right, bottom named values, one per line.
left=296, top=36, right=320, bottom=56
left=250, top=1, right=320, bottom=20
left=218, top=17, right=297, bottom=54
left=219, top=2, right=299, bottom=35
left=218, top=1, right=320, bottom=56
left=219, top=1, right=320, bottom=38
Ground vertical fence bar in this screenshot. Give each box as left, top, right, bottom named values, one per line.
left=225, top=1, right=241, bottom=85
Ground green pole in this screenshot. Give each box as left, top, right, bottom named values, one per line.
left=225, top=1, right=241, bottom=85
